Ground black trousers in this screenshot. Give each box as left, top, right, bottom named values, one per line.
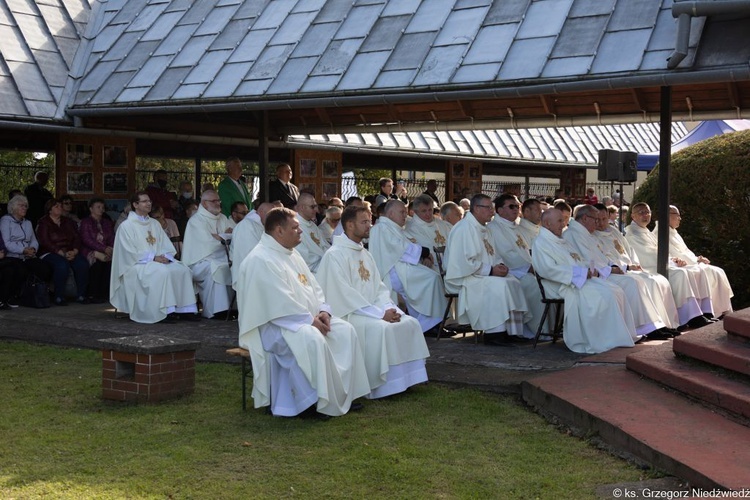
left=87, top=260, right=112, bottom=300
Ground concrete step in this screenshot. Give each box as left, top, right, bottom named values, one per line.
left=673, top=328, right=750, bottom=376
left=724, top=309, right=750, bottom=343
left=626, top=341, right=750, bottom=422
left=522, top=364, right=750, bottom=489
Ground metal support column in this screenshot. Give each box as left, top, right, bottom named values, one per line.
left=656, top=86, right=672, bottom=277
left=194, top=157, right=201, bottom=196
left=258, top=111, right=269, bottom=204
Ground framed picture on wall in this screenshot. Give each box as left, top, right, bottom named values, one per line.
left=103, top=172, right=128, bottom=194
left=469, top=165, right=481, bottom=179
left=103, top=145, right=128, bottom=167
left=322, top=182, right=338, bottom=200
left=451, top=163, right=464, bottom=178
left=66, top=143, right=93, bottom=167
left=299, top=182, right=316, bottom=196
left=67, top=172, right=93, bottom=194
left=300, top=159, right=317, bottom=178
left=322, top=160, right=338, bottom=178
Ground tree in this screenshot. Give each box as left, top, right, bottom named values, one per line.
left=632, top=130, right=750, bottom=308
left=0, top=151, right=55, bottom=202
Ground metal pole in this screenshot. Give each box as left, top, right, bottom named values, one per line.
left=194, top=157, right=201, bottom=196
left=258, top=111, right=269, bottom=204
left=656, top=86, right=672, bottom=277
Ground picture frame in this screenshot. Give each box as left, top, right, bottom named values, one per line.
left=103, top=172, right=128, bottom=194
left=299, top=158, right=317, bottom=178
left=299, top=182, right=316, bottom=196
left=67, top=172, right=93, bottom=194
left=322, top=182, right=338, bottom=200
left=322, top=160, right=338, bottom=178
left=103, top=145, right=128, bottom=167
left=451, top=162, right=464, bottom=178
left=66, top=143, right=93, bottom=168
left=469, top=165, right=481, bottom=179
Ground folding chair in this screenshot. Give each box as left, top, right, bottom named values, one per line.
left=533, top=273, right=564, bottom=348
left=433, top=246, right=483, bottom=343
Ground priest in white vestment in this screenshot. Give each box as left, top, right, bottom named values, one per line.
left=662, top=205, right=733, bottom=317
left=593, top=205, right=681, bottom=331
left=110, top=192, right=198, bottom=324
left=318, top=205, right=342, bottom=244
left=181, top=190, right=234, bottom=318
left=563, top=205, right=668, bottom=338
left=487, top=194, right=544, bottom=336
left=626, top=203, right=712, bottom=328
left=237, top=208, right=370, bottom=417
left=369, top=200, right=447, bottom=333
left=517, top=198, right=543, bottom=246
left=317, top=206, right=429, bottom=399
left=230, top=202, right=274, bottom=290
left=294, top=193, right=330, bottom=273
left=532, top=209, right=638, bottom=354
left=404, top=194, right=453, bottom=272
left=444, top=194, right=531, bottom=342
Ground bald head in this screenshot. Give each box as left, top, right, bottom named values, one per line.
left=541, top=208, right=565, bottom=237
left=295, top=192, right=317, bottom=221
left=256, top=202, right=275, bottom=223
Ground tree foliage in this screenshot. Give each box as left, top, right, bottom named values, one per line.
left=633, top=129, right=750, bottom=308
left=0, top=151, right=55, bottom=202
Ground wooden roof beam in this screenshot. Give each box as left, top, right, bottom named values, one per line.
left=630, top=88, right=647, bottom=113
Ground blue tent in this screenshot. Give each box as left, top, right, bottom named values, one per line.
left=637, top=120, right=750, bottom=171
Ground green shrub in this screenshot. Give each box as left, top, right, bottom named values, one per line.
left=633, top=129, right=750, bottom=309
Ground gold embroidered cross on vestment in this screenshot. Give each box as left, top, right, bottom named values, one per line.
left=614, top=239, right=625, bottom=255
left=310, top=232, right=321, bottom=247
left=433, top=230, right=446, bottom=245
left=483, top=239, right=495, bottom=256
left=358, top=260, right=371, bottom=282
left=298, top=273, right=309, bottom=286
left=515, top=235, right=528, bottom=250
left=570, top=252, right=582, bottom=262
left=146, top=231, right=156, bottom=246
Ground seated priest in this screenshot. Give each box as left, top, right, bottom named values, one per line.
left=444, top=194, right=531, bottom=344
left=230, top=201, right=276, bottom=290
left=317, top=206, right=430, bottom=399
left=181, top=190, right=234, bottom=319
left=532, top=209, right=638, bottom=354
left=368, top=199, right=447, bottom=334
left=294, top=192, right=330, bottom=273
left=404, top=194, right=453, bottom=272
left=110, top=192, right=198, bottom=323
left=237, top=208, right=370, bottom=418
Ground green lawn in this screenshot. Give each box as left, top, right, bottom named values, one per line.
left=0, top=341, right=643, bottom=499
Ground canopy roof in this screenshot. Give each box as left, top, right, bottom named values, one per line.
left=1, top=0, right=749, bottom=142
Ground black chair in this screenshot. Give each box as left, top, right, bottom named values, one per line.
left=533, top=273, right=564, bottom=348
left=433, top=246, right=483, bottom=343
left=220, top=237, right=237, bottom=321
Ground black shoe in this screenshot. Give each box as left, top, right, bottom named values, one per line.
left=349, top=402, right=364, bottom=412
left=180, top=313, right=201, bottom=322
left=76, top=296, right=90, bottom=304
left=646, top=330, right=673, bottom=340
left=54, top=298, right=68, bottom=306
left=661, top=328, right=681, bottom=337
left=0, top=302, right=11, bottom=310
left=508, top=335, right=534, bottom=344
left=703, top=314, right=719, bottom=323
left=688, top=315, right=711, bottom=328
left=423, top=325, right=441, bottom=337
left=298, top=405, right=331, bottom=421
left=158, top=316, right=177, bottom=324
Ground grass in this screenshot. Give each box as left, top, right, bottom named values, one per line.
left=0, top=341, right=644, bottom=499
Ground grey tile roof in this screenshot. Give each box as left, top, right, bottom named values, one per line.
left=0, top=0, right=92, bottom=121
left=59, top=0, right=713, bottom=110
left=290, top=122, right=690, bottom=167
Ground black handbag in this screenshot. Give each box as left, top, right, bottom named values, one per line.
left=20, top=275, right=51, bottom=308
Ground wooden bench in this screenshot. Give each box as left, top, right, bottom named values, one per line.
left=226, top=347, right=252, bottom=410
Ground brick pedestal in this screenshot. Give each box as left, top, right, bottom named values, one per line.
left=99, top=334, right=201, bottom=403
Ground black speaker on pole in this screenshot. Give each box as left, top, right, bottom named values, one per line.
left=597, top=149, right=638, bottom=182
left=598, top=149, right=620, bottom=181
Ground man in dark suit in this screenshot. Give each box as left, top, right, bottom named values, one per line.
left=268, top=163, right=299, bottom=209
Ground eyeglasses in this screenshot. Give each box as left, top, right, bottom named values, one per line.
left=233, top=211, right=249, bottom=216
left=475, top=204, right=493, bottom=210
left=62, top=201, right=73, bottom=205
left=505, top=204, right=519, bottom=210
left=205, top=199, right=221, bottom=204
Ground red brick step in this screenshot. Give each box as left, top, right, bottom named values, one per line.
left=626, top=341, right=750, bottom=421
left=673, top=328, right=750, bottom=376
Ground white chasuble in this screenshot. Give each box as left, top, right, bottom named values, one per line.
left=110, top=212, right=197, bottom=324
left=564, top=220, right=664, bottom=335
left=664, top=224, right=733, bottom=316
left=181, top=204, right=233, bottom=317
left=237, top=234, right=370, bottom=416
left=404, top=215, right=452, bottom=272
left=596, top=226, right=680, bottom=329
left=532, top=227, right=638, bottom=354
left=295, top=214, right=330, bottom=273
left=317, top=235, right=429, bottom=398
left=517, top=218, right=540, bottom=246
left=230, top=211, right=264, bottom=289
left=369, top=217, right=446, bottom=320
left=626, top=223, right=704, bottom=325
left=487, top=216, right=544, bottom=335
left=444, top=213, right=530, bottom=333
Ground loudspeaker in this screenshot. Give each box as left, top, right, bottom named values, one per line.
left=618, top=151, right=637, bottom=182
left=598, top=149, right=620, bottom=181
left=597, top=149, right=638, bottom=182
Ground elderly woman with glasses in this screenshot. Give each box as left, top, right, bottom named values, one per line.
left=36, top=198, right=90, bottom=305
left=60, top=194, right=81, bottom=226
left=0, top=195, right=53, bottom=294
